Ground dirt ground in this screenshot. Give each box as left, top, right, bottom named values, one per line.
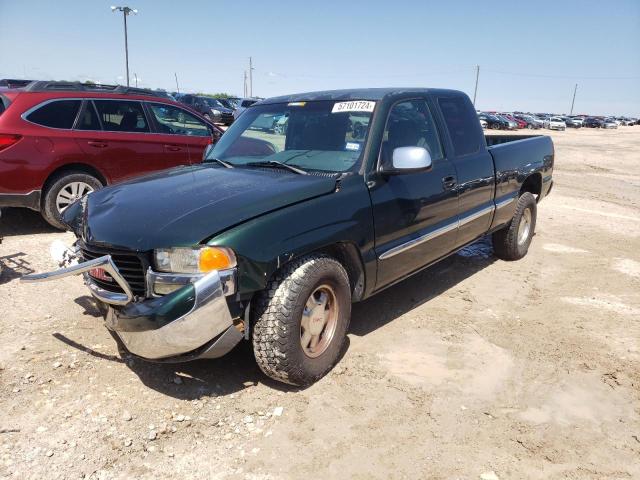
left=1, top=127, right=639, bottom=480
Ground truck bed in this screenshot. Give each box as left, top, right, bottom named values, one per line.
left=485, top=133, right=554, bottom=228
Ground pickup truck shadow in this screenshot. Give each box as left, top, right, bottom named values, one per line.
left=58, top=237, right=493, bottom=400
left=350, top=236, right=496, bottom=336
left=0, top=208, right=58, bottom=236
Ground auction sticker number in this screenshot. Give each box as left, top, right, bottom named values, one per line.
left=332, top=101, right=376, bottom=113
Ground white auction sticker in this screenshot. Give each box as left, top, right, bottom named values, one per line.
left=332, top=101, right=376, bottom=113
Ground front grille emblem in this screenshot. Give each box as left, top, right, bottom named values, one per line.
left=89, top=267, right=113, bottom=282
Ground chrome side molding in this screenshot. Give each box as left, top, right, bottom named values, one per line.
left=20, top=255, right=134, bottom=305
left=379, top=201, right=506, bottom=261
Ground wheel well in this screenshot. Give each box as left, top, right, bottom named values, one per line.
left=315, top=242, right=366, bottom=302
left=520, top=173, right=542, bottom=201
left=42, top=164, right=108, bottom=198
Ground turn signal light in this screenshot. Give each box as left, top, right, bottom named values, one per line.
left=198, top=247, right=235, bottom=272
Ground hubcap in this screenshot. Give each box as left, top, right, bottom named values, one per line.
left=300, top=284, right=339, bottom=358
left=56, top=181, right=93, bottom=213
left=517, top=208, right=532, bottom=245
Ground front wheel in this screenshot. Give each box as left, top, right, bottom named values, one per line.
left=42, top=172, right=103, bottom=229
left=252, top=255, right=351, bottom=386
left=492, top=192, right=537, bottom=261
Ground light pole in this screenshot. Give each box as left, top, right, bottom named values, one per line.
left=111, top=6, right=138, bottom=87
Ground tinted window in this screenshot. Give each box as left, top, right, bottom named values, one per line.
left=438, top=96, right=480, bottom=156
left=148, top=103, right=210, bottom=137
left=75, top=101, right=101, bottom=131
left=381, top=99, right=443, bottom=166
left=26, top=100, right=81, bottom=129
left=0, top=95, right=8, bottom=116
left=94, top=100, right=149, bottom=132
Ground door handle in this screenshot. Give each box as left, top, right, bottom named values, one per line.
left=442, top=176, right=457, bottom=190
left=87, top=141, right=108, bottom=148
left=164, top=145, right=182, bottom=152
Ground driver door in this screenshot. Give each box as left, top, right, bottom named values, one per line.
left=368, top=98, right=459, bottom=289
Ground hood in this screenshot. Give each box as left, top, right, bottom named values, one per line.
left=80, top=165, right=338, bottom=251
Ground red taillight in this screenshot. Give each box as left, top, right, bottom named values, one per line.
left=0, top=134, right=22, bottom=152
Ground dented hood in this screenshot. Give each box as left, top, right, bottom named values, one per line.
left=80, top=165, right=337, bottom=251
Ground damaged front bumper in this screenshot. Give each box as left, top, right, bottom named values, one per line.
left=21, top=254, right=243, bottom=361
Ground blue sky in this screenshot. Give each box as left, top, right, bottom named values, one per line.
left=1, top=0, right=639, bottom=115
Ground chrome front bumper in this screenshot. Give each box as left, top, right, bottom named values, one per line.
left=21, top=255, right=242, bottom=360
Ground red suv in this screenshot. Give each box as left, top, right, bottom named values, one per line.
left=0, top=81, right=222, bottom=228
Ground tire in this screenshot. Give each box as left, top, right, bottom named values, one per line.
left=42, top=171, right=103, bottom=230
left=252, top=254, right=351, bottom=386
left=527, top=124, right=533, bottom=129
left=492, top=192, right=537, bottom=261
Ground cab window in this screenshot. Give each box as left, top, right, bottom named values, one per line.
left=380, top=99, right=443, bottom=166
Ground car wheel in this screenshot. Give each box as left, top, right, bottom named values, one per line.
left=492, top=192, right=537, bottom=261
left=252, top=254, right=351, bottom=386
left=204, top=113, right=211, bottom=121
left=42, top=171, right=103, bottom=230
left=527, top=124, right=533, bottom=129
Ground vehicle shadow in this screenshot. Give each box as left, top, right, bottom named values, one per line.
left=350, top=236, right=496, bottom=336
left=0, top=252, right=34, bottom=285
left=57, top=237, right=494, bottom=400
left=0, top=208, right=58, bottom=237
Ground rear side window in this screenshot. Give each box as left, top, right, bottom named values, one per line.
left=438, top=96, right=480, bottom=156
left=26, top=100, right=81, bottom=129
left=94, top=100, right=149, bottom=133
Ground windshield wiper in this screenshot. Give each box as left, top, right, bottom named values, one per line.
left=245, top=161, right=308, bottom=175
left=207, top=158, right=234, bottom=168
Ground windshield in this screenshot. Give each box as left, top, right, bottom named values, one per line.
left=207, top=100, right=375, bottom=173
left=200, top=97, right=224, bottom=109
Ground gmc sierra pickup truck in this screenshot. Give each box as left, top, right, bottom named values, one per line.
left=23, top=88, right=554, bottom=386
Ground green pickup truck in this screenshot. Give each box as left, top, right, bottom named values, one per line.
left=23, top=88, right=554, bottom=386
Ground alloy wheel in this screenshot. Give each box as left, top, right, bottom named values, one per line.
left=300, top=284, right=339, bottom=358
left=56, top=181, right=93, bottom=213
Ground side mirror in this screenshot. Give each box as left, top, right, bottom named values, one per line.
left=203, top=143, right=214, bottom=161
left=384, top=146, right=432, bottom=174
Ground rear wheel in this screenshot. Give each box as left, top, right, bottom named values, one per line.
left=252, top=255, right=351, bottom=386
left=492, top=192, right=537, bottom=261
left=42, top=172, right=103, bottom=229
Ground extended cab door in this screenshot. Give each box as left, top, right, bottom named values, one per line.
left=145, top=102, right=213, bottom=167
left=368, top=98, right=459, bottom=288
left=434, top=94, right=496, bottom=246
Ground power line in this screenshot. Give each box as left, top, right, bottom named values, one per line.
left=484, top=69, right=640, bottom=80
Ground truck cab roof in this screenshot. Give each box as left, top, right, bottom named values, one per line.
left=258, top=88, right=463, bottom=105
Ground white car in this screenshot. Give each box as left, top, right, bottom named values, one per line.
left=544, top=117, right=566, bottom=131
left=479, top=118, right=488, bottom=129
left=603, top=119, right=618, bottom=129
left=233, top=97, right=260, bottom=120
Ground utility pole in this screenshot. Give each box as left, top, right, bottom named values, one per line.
left=243, top=71, right=248, bottom=97
left=473, top=65, right=480, bottom=107
left=174, top=72, right=180, bottom=94
left=570, top=83, right=578, bottom=115
left=111, top=6, right=138, bottom=87
left=248, top=57, right=254, bottom=97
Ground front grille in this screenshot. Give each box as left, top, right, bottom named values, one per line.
left=80, top=243, right=148, bottom=297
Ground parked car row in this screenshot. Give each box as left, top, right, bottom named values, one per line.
left=0, top=80, right=223, bottom=228
left=478, top=110, right=639, bottom=131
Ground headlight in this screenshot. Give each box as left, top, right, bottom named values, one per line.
left=211, top=109, right=221, bottom=115
left=154, top=246, right=236, bottom=273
